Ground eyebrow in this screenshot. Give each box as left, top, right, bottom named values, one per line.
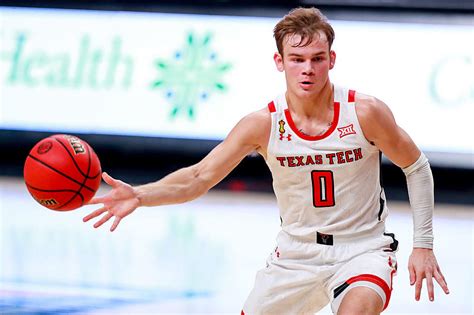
left=287, top=52, right=327, bottom=57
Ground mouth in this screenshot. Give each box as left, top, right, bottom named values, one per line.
left=299, top=81, right=314, bottom=89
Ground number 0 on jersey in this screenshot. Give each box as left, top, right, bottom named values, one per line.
left=311, top=170, right=335, bottom=207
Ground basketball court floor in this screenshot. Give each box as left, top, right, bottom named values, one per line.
left=1, top=176, right=472, bottom=314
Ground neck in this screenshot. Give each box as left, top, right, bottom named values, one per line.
left=286, top=80, right=334, bottom=118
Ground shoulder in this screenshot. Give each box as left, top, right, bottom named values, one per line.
left=354, top=92, right=397, bottom=142
left=355, top=92, right=396, bottom=125
left=353, top=92, right=420, bottom=167
left=234, top=107, right=271, bottom=135
left=354, top=93, right=391, bottom=119
left=242, top=106, right=272, bottom=124
left=226, top=106, right=271, bottom=148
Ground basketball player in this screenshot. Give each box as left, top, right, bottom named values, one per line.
left=83, top=8, right=449, bottom=314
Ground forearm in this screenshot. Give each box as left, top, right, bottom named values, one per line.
left=134, top=165, right=210, bottom=207
left=403, top=152, right=434, bottom=249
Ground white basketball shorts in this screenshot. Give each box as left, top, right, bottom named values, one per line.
left=242, top=225, right=398, bottom=314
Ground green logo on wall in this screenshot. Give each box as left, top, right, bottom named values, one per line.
left=150, top=32, right=232, bottom=119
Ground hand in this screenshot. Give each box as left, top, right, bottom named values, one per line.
left=83, top=172, right=140, bottom=232
left=408, top=248, right=449, bottom=301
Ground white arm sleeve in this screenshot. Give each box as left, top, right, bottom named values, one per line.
left=402, top=153, right=434, bottom=249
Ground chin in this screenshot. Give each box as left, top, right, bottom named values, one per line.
left=288, top=84, right=320, bottom=99
left=297, top=88, right=319, bottom=98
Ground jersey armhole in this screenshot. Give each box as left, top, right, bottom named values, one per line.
left=351, top=92, right=380, bottom=151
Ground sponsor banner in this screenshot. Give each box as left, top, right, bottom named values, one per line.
left=0, top=7, right=472, bottom=159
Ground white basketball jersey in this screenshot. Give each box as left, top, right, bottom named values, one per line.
left=265, top=86, right=388, bottom=239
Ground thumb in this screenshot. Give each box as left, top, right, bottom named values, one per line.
left=102, top=172, right=118, bottom=187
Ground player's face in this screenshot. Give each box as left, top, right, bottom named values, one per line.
left=274, top=32, right=336, bottom=99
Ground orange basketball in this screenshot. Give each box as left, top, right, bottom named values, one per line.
left=23, top=134, right=102, bottom=211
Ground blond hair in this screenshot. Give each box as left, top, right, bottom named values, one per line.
left=273, top=7, right=335, bottom=55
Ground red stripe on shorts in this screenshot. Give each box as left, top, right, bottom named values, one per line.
left=346, top=273, right=392, bottom=310
left=348, top=89, right=356, bottom=103
left=268, top=101, right=276, bottom=113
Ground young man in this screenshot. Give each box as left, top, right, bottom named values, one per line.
left=83, top=7, right=449, bottom=314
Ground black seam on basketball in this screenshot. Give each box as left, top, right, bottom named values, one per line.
left=86, top=142, right=92, bottom=178
left=81, top=144, right=93, bottom=207
left=53, top=137, right=90, bottom=178
left=86, top=143, right=101, bottom=179
left=58, top=190, right=85, bottom=210
left=89, top=171, right=101, bottom=179
left=26, top=183, right=79, bottom=193
left=26, top=183, right=77, bottom=209
left=60, top=143, right=92, bottom=208
left=27, top=154, right=96, bottom=193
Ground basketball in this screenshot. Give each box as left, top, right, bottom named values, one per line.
left=23, top=134, right=102, bottom=211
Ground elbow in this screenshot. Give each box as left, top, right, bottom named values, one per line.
left=189, top=164, right=213, bottom=197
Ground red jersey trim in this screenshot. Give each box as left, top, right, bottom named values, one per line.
left=268, top=101, right=276, bottom=113
left=346, top=274, right=392, bottom=310
left=348, top=89, right=356, bottom=103
left=284, top=102, right=340, bottom=141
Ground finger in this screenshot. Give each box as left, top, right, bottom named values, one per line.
left=434, top=269, right=450, bottom=294
left=93, top=212, right=113, bottom=228
left=415, top=276, right=423, bottom=301
left=87, top=196, right=107, bottom=205
left=426, top=271, right=434, bottom=301
left=83, top=207, right=107, bottom=222
left=110, top=216, right=122, bottom=232
left=408, top=263, right=416, bottom=285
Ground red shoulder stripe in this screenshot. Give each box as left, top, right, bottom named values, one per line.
left=348, top=89, right=356, bottom=103
left=268, top=101, right=276, bottom=113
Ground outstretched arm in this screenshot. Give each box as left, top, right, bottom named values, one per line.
left=356, top=94, right=449, bottom=302
left=83, top=108, right=270, bottom=231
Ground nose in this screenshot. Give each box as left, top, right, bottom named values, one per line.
left=302, top=60, right=314, bottom=76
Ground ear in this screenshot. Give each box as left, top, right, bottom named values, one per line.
left=329, top=50, right=336, bottom=70
left=274, top=52, right=284, bottom=72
